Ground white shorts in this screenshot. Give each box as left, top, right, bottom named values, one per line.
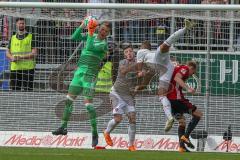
left=158, top=61, right=174, bottom=95
left=109, top=88, right=135, bottom=115
left=159, top=61, right=174, bottom=84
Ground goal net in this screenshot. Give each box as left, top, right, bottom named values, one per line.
left=0, top=2, right=240, bottom=151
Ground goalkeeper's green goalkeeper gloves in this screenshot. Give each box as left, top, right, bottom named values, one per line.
left=88, top=19, right=98, bottom=36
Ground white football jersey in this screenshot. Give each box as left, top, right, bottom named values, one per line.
left=137, top=47, right=174, bottom=83
left=137, top=48, right=171, bottom=66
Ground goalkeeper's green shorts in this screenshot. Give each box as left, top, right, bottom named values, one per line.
left=68, top=68, right=97, bottom=99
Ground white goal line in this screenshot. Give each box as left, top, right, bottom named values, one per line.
left=0, top=2, right=240, bottom=11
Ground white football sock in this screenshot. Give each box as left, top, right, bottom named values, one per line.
left=106, top=119, right=119, bottom=133
left=159, top=96, right=173, bottom=120
left=128, top=123, right=136, bottom=146
left=164, top=28, right=187, bottom=46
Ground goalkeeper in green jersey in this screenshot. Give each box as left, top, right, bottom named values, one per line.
left=52, top=17, right=111, bottom=148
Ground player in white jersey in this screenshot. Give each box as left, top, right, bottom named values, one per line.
left=136, top=19, right=195, bottom=132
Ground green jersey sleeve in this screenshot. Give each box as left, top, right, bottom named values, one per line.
left=71, top=27, right=87, bottom=41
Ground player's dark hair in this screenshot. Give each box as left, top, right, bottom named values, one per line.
left=141, top=40, right=151, bottom=50
left=123, top=45, right=133, bottom=51
left=122, top=42, right=133, bottom=51
left=16, top=17, right=25, bottom=23
left=187, top=60, right=197, bottom=69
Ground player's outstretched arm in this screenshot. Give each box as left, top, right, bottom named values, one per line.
left=120, top=62, right=143, bottom=75
left=134, top=71, right=155, bottom=92
left=71, top=20, right=87, bottom=41
left=174, top=73, right=195, bottom=94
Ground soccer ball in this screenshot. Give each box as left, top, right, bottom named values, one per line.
left=84, top=15, right=98, bottom=26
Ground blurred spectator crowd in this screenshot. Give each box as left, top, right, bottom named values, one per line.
left=1, top=0, right=240, bottom=65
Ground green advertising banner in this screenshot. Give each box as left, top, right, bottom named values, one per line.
left=170, top=52, right=240, bottom=96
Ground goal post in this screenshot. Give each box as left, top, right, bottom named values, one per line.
left=1, top=2, right=240, bottom=10
left=0, top=2, right=240, bottom=152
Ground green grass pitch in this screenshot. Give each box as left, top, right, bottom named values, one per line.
left=0, top=147, right=240, bottom=160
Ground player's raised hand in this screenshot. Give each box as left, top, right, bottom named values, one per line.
left=8, top=55, right=15, bottom=62
left=88, top=18, right=98, bottom=36
left=137, top=71, right=145, bottom=77
left=187, top=87, right=195, bottom=94
left=80, top=16, right=91, bottom=28
left=79, top=16, right=89, bottom=28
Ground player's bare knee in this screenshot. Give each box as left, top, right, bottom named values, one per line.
left=129, top=118, right=136, bottom=124
left=66, top=94, right=76, bottom=101
left=84, top=98, right=93, bottom=104
left=114, top=114, right=122, bottom=123
left=197, top=110, right=203, bottom=118
left=158, top=87, right=168, bottom=96
left=193, top=109, right=203, bottom=118
left=178, top=117, right=186, bottom=127
left=128, top=112, right=136, bottom=124
left=160, top=43, right=170, bottom=53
